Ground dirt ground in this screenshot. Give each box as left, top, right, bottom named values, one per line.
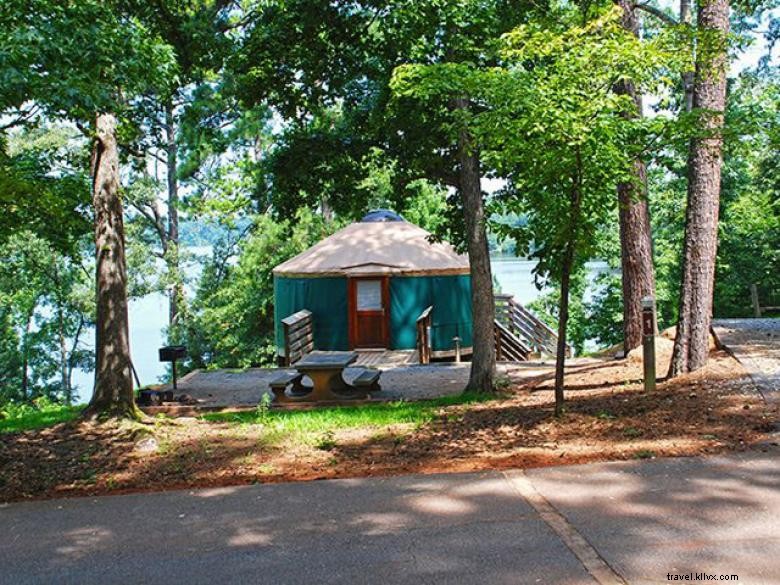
left=1, top=349, right=776, bottom=502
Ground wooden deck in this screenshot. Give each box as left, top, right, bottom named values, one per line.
left=354, top=349, right=419, bottom=367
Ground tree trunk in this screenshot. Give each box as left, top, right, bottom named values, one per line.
left=21, top=304, right=35, bottom=401
left=669, top=0, right=729, bottom=377
left=51, top=256, right=72, bottom=403
left=165, top=101, right=180, bottom=325
left=85, top=112, right=138, bottom=418
left=57, top=304, right=71, bottom=404
left=67, top=314, right=85, bottom=399
left=554, top=236, right=575, bottom=417
left=453, top=97, right=496, bottom=392
left=680, top=0, right=695, bottom=113
left=615, top=0, right=657, bottom=353
left=554, top=160, right=583, bottom=416
left=321, top=195, right=334, bottom=223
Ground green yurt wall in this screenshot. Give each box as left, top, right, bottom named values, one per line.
left=274, top=276, right=349, bottom=351
left=389, top=275, right=473, bottom=351
left=275, top=274, right=473, bottom=353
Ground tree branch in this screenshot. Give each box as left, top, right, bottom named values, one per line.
left=129, top=200, right=168, bottom=249
left=634, top=3, right=678, bottom=26
left=0, top=105, right=41, bottom=130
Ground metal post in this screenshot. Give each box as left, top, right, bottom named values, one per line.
left=641, top=296, right=656, bottom=392
left=172, top=359, right=178, bottom=391
left=453, top=336, right=461, bottom=363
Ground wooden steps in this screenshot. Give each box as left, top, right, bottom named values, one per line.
left=494, top=294, right=569, bottom=361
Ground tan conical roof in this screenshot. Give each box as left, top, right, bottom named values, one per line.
left=274, top=221, right=469, bottom=277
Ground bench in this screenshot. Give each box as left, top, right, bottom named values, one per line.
left=352, top=368, right=381, bottom=393
left=269, top=371, right=309, bottom=402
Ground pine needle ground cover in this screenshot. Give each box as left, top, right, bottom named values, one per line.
left=1, top=351, right=775, bottom=502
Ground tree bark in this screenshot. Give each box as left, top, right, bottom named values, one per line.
left=669, top=0, right=729, bottom=377
left=615, top=0, right=657, bottom=353
left=67, top=314, right=85, bottom=400
left=453, top=97, right=496, bottom=392
left=21, top=304, right=35, bottom=401
left=57, top=304, right=70, bottom=403
left=165, top=101, right=180, bottom=325
left=51, top=257, right=72, bottom=403
left=555, top=236, right=575, bottom=417
left=680, top=0, right=695, bottom=113
left=85, top=112, right=138, bottom=418
left=554, top=157, right=583, bottom=416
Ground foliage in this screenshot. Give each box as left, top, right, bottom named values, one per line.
left=0, top=127, right=91, bottom=255
left=526, top=269, right=589, bottom=354
left=391, top=7, right=679, bottom=367
left=174, top=209, right=334, bottom=369
left=578, top=66, right=779, bottom=345
left=582, top=273, right=625, bottom=350
left=477, top=8, right=677, bottom=280
left=0, top=0, right=177, bottom=123
left=0, top=232, right=94, bottom=404
left=714, top=69, right=780, bottom=316
left=231, top=0, right=540, bottom=243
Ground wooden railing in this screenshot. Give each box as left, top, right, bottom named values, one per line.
left=750, top=284, right=780, bottom=317
left=416, top=306, right=433, bottom=365
left=281, top=309, right=313, bottom=366
left=494, top=294, right=567, bottom=357
left=494, top=320, right=530, bottom=362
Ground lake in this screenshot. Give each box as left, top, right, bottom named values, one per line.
left=71, top=256, right=611, bottom=400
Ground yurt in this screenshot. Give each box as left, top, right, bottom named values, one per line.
left=273, top=211, right=473, bottom=361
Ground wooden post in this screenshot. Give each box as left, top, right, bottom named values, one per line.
left=750, top=284, right=761, bottom=318
left=641, top=296, right=656, bottom=392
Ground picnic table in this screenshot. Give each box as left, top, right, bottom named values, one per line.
left=269, top=351, right=381, bottom=403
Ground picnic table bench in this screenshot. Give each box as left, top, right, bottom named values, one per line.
left=269, top=351, right=382, bottom=404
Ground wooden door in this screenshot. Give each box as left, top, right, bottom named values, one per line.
left=348, top=277, right=389, bottom=348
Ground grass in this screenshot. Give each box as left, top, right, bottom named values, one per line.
left=203, top=391, right=495, bottom=445
left=0, top=403, right=83, bottom=433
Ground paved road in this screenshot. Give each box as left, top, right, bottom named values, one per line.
left=713, top=318, right=780, bottom=404
left=1, top=449, right=778, bottom=585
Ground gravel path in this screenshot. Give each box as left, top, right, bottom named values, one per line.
left=712, top=318, right=780, bottom=404
left=174, top=361, right=559, bottom=407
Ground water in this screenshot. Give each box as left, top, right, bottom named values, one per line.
left=70, top=293, right=170, bottom=400
left=70, top=254, right=611, bottom=400
left=491, top=256, right=612, bottom=304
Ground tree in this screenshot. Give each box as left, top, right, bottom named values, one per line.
left=0, top=231, right=93, bottom=404
left=122, top=0, right=234, bottom=326
left=453, top=97, right=496, bottom=391
left=669, top=0, right=730, bottom=376
left=87, top=113, right=136, bottom=416
left=614, top=0, right=657, bottom=353
left=181, top=209, right=332, bottom=369
left=1, top=0, right=176, bottom=416
left=0, top=129, right=91, bottom=255
left=0, top=125, right=94, bottom=405
left=463, top=8, right=676, bottom=413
